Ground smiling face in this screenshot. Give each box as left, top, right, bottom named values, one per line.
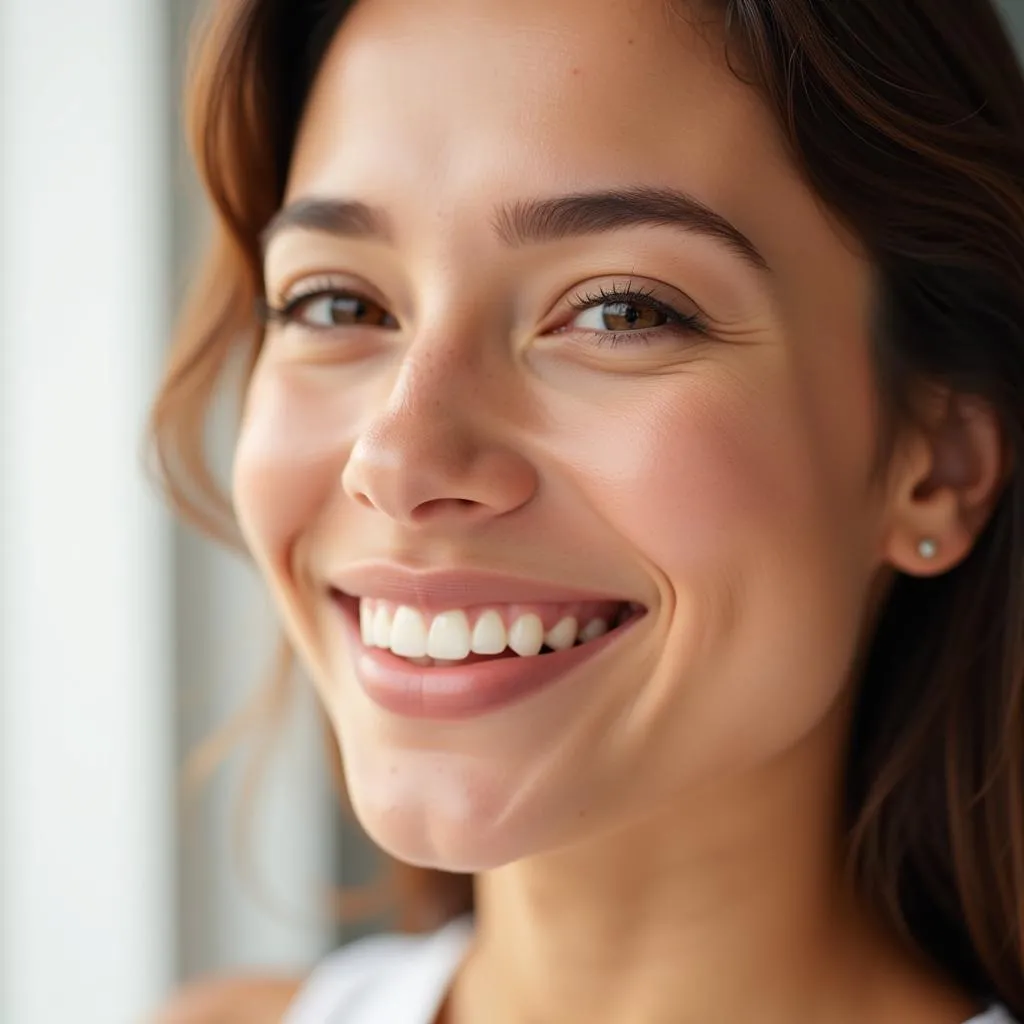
left=233, top=0, right=892, bottom=871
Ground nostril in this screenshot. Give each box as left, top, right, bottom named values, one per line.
left=410, top=497, right=485, bottom=522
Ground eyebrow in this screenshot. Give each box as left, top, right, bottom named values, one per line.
left=260, top=197, right=391, bottom=249
left=261, top=185, right=769, bottom=273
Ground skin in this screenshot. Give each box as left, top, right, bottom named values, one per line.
left=228, top=0, right=1007, bottom=1022
left=144, top=974, right=301, bottom=1024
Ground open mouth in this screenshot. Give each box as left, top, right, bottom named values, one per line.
left=329, top=590, right=647, bottom=668
left=328, top=584, right=649, bottom=718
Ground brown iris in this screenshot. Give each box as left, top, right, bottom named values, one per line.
left=599, top=300, right=667, bottom=331
left=318, top=294, right=393, bottom=327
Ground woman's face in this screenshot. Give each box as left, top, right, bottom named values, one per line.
left=235, top=0, right=890, bottom=871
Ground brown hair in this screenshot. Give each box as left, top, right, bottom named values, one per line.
left=149, top=0, right=1024, bottom=1010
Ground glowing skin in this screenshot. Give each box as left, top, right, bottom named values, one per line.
left=233, top=1, right=1002, bottom=1021
left=242, top=0, right=881, bottom=867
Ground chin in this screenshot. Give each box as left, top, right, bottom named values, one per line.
left=361, top=818, right=517, bottom=874
left=341, top=746, right=560, bottom=874
left=349, top=798, right=539, bottom=874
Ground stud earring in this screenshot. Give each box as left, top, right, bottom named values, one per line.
left=917, top=538, right=938, bottom=560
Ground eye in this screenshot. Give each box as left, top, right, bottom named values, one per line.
left=262, top=286, right=398, bottom=331
left=562, top=283, right=708, bottom=346
left=571, top=297, right=669, bottom=333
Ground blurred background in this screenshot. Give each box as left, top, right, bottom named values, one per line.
left=2, top=1, right=1024, bottom=1021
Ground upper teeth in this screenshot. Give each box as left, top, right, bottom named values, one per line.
left=358, top=600, right=614, bottom=661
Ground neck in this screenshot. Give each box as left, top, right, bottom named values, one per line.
left=446, top=714, right=972, bottom=1024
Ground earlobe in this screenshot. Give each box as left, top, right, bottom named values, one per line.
left=882, top=390, right=1008, bottom=577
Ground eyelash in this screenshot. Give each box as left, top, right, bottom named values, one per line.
left=258, top=279, right=709, bottom=346
left=564, top=283, right=708, bottom=347
left=257, top=278, right=397, bottom=329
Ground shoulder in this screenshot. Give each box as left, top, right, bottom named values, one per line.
left=282, top=917, right=474, bottom=1024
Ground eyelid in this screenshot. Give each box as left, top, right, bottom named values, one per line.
left=265, top=267, right=401, bottom=314
left=565, top=276, right=700, bottom=311
left=549, top=276, right=705, bottom=326
left=272, top=272, right=363, bottom=306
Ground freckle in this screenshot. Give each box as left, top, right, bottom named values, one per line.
left=571, top=67, right=580, bottom=75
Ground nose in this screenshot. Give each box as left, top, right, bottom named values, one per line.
left=340, top=356, right=538, bottom=528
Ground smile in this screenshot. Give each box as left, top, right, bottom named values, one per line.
left=326, top=567, right=647, bottom=719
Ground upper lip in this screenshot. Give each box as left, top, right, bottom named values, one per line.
left=328, top=562, right=634, bottom=612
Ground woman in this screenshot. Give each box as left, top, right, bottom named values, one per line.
left=149, top=0, right=1024, bottom=1021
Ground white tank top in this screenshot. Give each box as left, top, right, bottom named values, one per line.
left=282, top=916, right=1016, bottom=1024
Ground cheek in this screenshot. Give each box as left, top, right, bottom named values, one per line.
left=232, top=368, right=353, bottom=570
left=558, top=371, right=845, bottom=578
left=545, top=366, right=878, bottom=769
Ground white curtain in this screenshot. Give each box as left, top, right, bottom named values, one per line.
left=0, top=1, right=174, bottom=1020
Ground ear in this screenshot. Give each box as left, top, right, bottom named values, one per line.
left=882, top=387, right=1009, bottom=576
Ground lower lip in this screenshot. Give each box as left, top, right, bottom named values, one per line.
left=333, top=596, right=640, bottom=720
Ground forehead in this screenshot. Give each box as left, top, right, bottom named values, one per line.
left=288, top=0, right=787, bottom=202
